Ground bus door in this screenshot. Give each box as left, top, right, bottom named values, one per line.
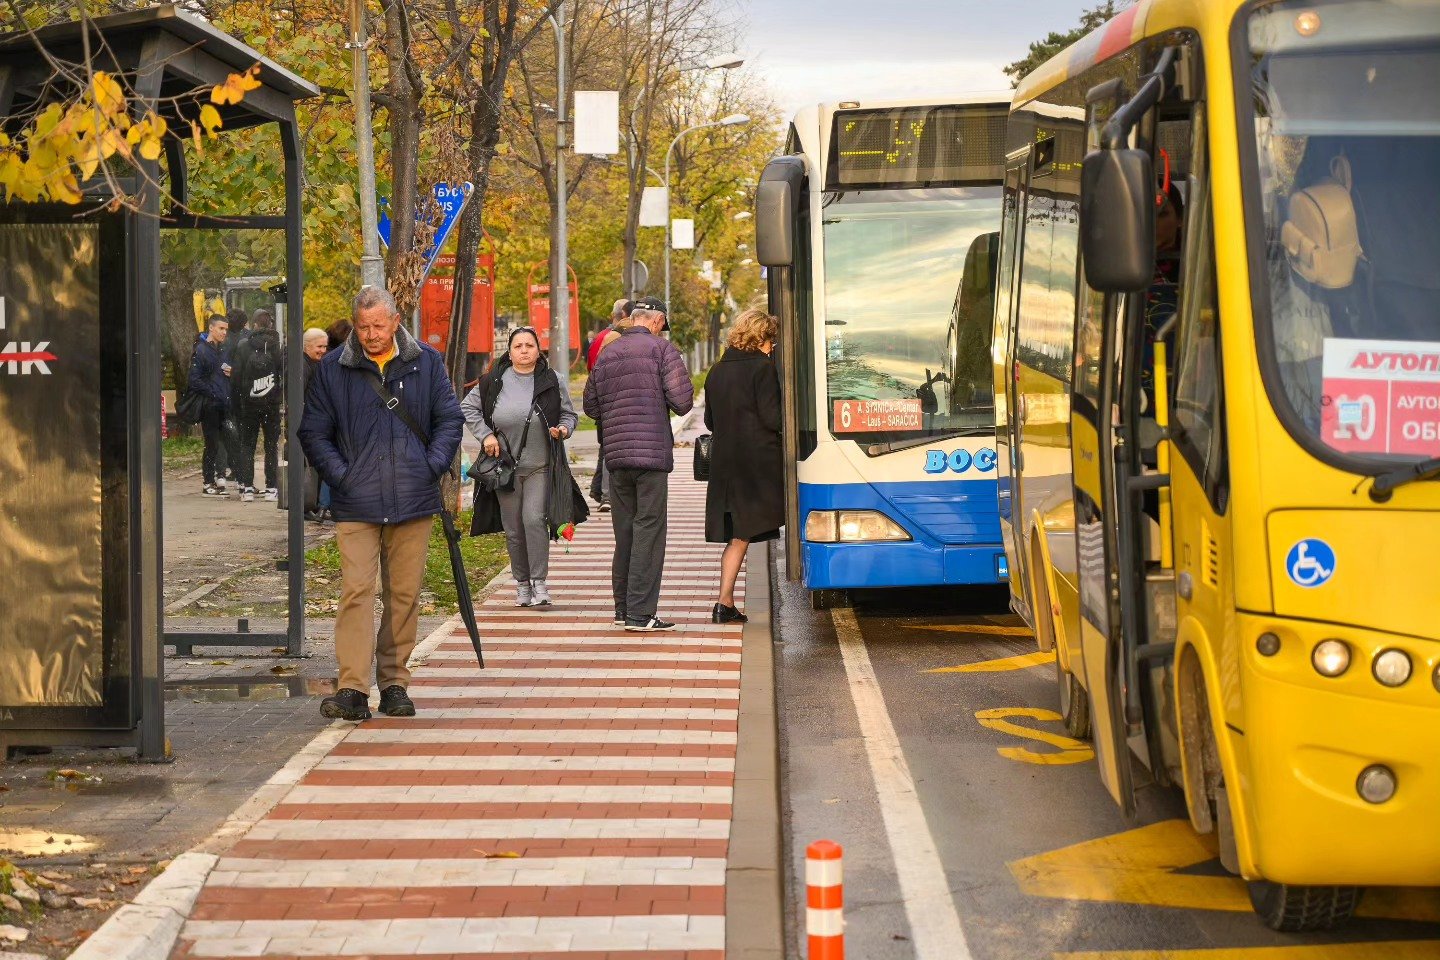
left=995, top=148, right=1033, bottom=615
left=757, top=155, right=809, bottom=580
left=1071, top=47, right=1188, bottom=814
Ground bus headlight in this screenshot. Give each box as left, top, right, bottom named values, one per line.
left=1311, top=639, right=1351, bottom=677
left=1372, top=649, right=1412, bottom=687
left=803, top=510, right=911, bottom=543
left=804, top=511, right=839, bottom=543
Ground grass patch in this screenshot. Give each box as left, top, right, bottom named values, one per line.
left=691, top=364, right=711, bottom=396
left=304, top=511, right=510, bottom=616
left=163, top=435, right=206, bottom=470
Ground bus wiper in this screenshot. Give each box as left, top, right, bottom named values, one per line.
left=865, top=428, right=992, bottom=457
left=1368, top=455, right=1440, bottom=502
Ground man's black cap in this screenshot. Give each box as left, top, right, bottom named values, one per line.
left=632, top=296, right=669, bottom=330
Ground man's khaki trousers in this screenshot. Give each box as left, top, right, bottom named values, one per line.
left=334, top=517, right=433, bottom=695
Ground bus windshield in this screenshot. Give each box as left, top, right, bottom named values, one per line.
left=821, top=186, right=1001, bottom=451
left=1246, top=0, right=1440, bottom=461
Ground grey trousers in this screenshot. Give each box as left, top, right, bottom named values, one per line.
left=498, top=467, right=550, bottom=582
left=608, top=468, right=669, bottom=620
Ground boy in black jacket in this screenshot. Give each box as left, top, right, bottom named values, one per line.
left=230, top=309, right=283, bottom=502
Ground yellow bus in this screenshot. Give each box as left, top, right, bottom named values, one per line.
left=993, top=0, right=1440, bottom=930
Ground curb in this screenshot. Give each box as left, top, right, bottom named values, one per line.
left=725, top=541, right=786, bottom=960
left=67, top=609, right=475, bottom=960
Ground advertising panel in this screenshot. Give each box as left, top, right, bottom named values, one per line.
left=0, top=223, right=106, bottom=707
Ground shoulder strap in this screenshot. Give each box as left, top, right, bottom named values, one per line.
left=365, top=372, right=430, bottom=446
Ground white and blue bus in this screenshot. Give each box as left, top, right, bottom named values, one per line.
left=755, top=95, right=1010, bottom=606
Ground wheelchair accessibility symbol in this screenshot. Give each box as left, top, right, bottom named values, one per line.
left=1286, top=538, right=1336, bottom=588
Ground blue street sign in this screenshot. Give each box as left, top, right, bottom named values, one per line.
left=376, top=182, right=474, bottom=267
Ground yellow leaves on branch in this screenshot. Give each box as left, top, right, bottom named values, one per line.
left=0, top=67, right=262, bottom=204
left=210, top=65, right=262, bottom=106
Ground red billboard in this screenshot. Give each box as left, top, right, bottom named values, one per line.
left=419, top=253, right=496, bottom=354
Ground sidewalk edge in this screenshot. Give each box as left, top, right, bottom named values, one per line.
left=66, top=599, right=491, bottom=960
left=725, top=541, right=785, bottom=960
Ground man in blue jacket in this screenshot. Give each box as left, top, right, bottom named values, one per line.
left=583, top=296, right=693, bottom=632
left=188, top=314, right=238, bottom=497
left=299, top=286, right=465, bottom=721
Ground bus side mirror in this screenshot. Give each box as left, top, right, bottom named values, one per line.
left=1080, top=148, right=1155, bottom=293
left=756, top=156, right=806, bottom=268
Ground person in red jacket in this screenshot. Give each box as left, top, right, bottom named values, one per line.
left=582, top=296, right=693, bottom=631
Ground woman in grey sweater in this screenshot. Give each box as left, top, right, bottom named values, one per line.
left=462, top=328, right=578, bottom=606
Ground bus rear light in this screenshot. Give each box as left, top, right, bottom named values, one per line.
left=1357, top=764, right=1397, bottom=804
left=1372, top=649, right=1412, bottom=687
left=803, top=510, right=910, bottom=543
left=1311, top=639, right=1351, bottom=677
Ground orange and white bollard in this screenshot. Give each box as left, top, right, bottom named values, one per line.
left=806, top=840, right=844, bottom=959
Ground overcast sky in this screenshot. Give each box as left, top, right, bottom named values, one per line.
left=738, top=0, right=1096, bottom=117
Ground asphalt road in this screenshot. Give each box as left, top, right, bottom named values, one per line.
left=774, top=573, right=1440, bottom=960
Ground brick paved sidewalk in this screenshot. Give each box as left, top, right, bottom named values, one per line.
left=172, top=474, right=743, bottom=959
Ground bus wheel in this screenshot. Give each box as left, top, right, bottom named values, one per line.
left=1055, top=656, right=1091, bottom=739
left=810, top=589, right=850, bottom=611
left=1248, top=881, right=1363, bottom=932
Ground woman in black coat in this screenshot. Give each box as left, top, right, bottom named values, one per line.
left=704, top=309, right=783, bottom=624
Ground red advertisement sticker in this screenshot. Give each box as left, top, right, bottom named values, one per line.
left=1321, top=338, right=1440, bottom=455
left=833, top=398, right=924, bottom=433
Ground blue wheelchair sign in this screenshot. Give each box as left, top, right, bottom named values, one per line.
left=1285, top=538, right=1336, bottom=588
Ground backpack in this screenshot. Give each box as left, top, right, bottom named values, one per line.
left=241, top=337, right=279, bottom=404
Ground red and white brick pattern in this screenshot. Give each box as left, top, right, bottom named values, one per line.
left=173, top=475, right=739, bottom=960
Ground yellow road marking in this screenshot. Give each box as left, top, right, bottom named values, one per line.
left=927, top=650, right=1055, bottom=674
left=975, top=707, right=1094, bottom=765
left=912, top=623, right=1034, bottom=637
left=1055, top=943, right=1440, bottom=959
left=1012, top=819, right=1440, bottom=921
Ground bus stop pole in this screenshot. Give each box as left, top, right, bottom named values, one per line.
left=135, top=35, right=169, bottom=761
left=282, top=121, right=307, bottom=657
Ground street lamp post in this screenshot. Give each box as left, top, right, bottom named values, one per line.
left=663, top=113, right=749, bottom=318
left=348, top=0, right=384, bottom=289
left=547, top=1, right=571, bottom=376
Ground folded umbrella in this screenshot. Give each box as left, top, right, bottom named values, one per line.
left=439, top=507, right=484, bottom=668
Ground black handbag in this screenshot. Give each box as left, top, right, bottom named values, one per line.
left=693, top=433, right=712, bottom=482
left=466, top=406, right=536, bottom=493
left=174, top=388, right=206, bottom=425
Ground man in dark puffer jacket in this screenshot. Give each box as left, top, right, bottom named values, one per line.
left=583, top=296, right=693, bottom=632
left=300, top=286, right=465, bottom=721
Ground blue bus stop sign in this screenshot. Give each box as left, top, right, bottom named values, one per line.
left=376, top=182, right=473, bottom=267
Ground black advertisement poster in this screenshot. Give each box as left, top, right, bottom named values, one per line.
left=0, top=223, right=105, bottom=707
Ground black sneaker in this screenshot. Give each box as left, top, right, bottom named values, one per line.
left=320, top=687, right=371, bottom=721
left=625, top=616, right=677, bottom=632
left=378, top=685, right=416, bottom=717
left=613, top=610, right=627, bottom=626
left=713, top=603, right=748, bottom=624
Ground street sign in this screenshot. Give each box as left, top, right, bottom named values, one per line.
left=377, top=181, right=474, bottom=265
left=573, top=91, right=619, bottom=155
left=672, top=218, right=695, bottom=250
left=640, top=187, right=668, bottom=227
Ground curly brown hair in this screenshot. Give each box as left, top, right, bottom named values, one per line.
left=727, top=309, right=778, bottom=352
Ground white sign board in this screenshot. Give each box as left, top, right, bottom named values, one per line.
left=573, top=91, right=619, bottom=155
left=672, top=218, right=695, bottom=250
left=639, top=186, right=668, bottom=227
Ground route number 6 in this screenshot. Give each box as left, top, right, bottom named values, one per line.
left=840, top=402, right=852, bottom=430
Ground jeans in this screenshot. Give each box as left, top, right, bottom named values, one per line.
left=236, top=403, right=281, bottom=490
left=200, top=405, right=238, bottom=486
left=498, top=467, right=550, bottom=582
left=608, top=468, right=669, bottom=620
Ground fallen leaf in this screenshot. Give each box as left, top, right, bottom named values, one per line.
left=209, top=660, right=231, bottom=666
left=126, top=866, right=147, bottom=876
left=271, top=647, right=287, bottom=654
left=486, top=851, right=521, bottom=859
left=269, top=665, right=296, bottom=676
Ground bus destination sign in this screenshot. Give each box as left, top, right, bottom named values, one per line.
left=1321, top=337, right=1440, bottom=455
left=834, top=398, right=923, bottom=433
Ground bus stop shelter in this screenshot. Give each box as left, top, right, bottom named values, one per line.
left=0, top=7, right=319, bottom=759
